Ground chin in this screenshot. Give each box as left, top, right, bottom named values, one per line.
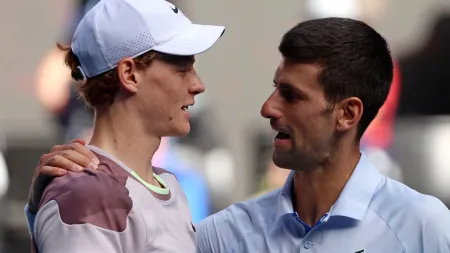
left=161, top=121, right=191, bottom=137
left=174, top=123, right=191, bottom=137
left=272, top=152, right=293, bottom=169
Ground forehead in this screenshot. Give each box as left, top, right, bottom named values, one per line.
left=274, top=58, right=323, bottom=91
left=155, top=53, right=195, bottom=66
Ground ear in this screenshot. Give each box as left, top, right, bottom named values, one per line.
left=335, top=97, right=363, bottom=132
left=117, top=57, right=139, bottom=94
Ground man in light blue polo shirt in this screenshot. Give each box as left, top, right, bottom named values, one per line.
left=25, top=18, right=450, bottom=253
left=195, top=18, right=450, bottom=252
left=197, top=153, right=450, bottom=252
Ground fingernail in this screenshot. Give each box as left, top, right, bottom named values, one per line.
left=58, top=169, right=68, bottom=175
left=74, top=165, right=84, bottom=172
left=89, top=162, right=98, bottom=170
left=92, top=157, right=100, bottom=165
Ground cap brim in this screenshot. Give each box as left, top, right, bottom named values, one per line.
left=152, top=24, right=225, bottom=56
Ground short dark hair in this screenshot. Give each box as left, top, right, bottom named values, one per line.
left=279, top=17, right=394, bottom=139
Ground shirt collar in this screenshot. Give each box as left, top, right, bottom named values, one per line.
left=275, top=152, right=384, bottom=223
left=275, top=170, right=295, bottom=222
left=330, top=152, right=383, bottom=220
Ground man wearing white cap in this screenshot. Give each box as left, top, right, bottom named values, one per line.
left=29, top=0, right=224, bottom=252
left=24, top=8, right=450, bottom=253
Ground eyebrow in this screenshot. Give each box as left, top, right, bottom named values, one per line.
left=273, top=78, right=307, bottom=96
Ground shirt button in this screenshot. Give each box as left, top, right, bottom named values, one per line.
left=304, top=241, right=312, bottom=249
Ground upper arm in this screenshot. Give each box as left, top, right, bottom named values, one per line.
left=196, top=219, right=216, bottom=253
left=421, top=208, right=450, bottom=253
left=399, top=196, right=450, bottom=253
left=34, top=171, right=146, bottom=253
left=35, top=200, right=130, bottom=253
left=196, top=213, right=231, bottom=253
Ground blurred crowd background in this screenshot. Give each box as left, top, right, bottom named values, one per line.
left=1, top=0, right=450, bottom=252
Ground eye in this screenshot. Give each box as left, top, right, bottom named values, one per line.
left=177, top=65, right=193, bottom=75
left=280, top=88, right=296, bottom=102
left=274, top=83, right=300, bottom=103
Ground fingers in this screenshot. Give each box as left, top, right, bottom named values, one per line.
left=28, top=166, right=67, bottom=213
left=46, top=151, right=97, bottom=172
left=39, top=165, right=68, bottom=177
left=67, top=142, right=100, bottom=165
left=48, top=142, right=99, bottom=167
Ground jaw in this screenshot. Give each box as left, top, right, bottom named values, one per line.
left=272, top=149, right=295, bottom=169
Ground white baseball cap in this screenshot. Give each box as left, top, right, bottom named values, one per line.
left=71, top=0, right=225, bottom=79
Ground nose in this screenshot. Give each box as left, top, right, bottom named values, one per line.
left=189, top=71, right=206, bottom=96
left=260, top=91, right=282, bottom=120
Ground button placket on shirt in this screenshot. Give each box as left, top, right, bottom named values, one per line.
left=304, top=240, right=313, bottom=249
left=296, top=214, right=329, bottom=252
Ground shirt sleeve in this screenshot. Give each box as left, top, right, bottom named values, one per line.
left=196, top=214, right=225, bottom=253
left=33, top=170, right=147, bottom=253
left=196, top=221, right=214, bottom=253
left=34, top=200, right=145, bottom=253
left=420, top=208, right=450, bottom=253
left=24, top=204, right=36, bottom=235
left=399, top=196, right=450, bottom=253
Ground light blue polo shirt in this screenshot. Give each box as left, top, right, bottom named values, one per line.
left=197, top=153, right=450, bottom=253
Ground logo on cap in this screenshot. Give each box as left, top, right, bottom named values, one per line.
left=170, top=5, right=178, bottom=13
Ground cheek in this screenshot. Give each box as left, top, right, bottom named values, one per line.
left=148, top=79, right=184, bottom=114
left=289, top=109, right=330, bottom=144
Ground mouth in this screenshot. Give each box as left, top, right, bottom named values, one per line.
left=270, top=121, right=291, bottom=140
left=274, top=131, right=291, bottom=140
left=181, top=102, right=194, bottom=112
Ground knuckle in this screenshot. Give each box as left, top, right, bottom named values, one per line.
left=60, top=150, right=72, bottom=158
left=49, top=154, right=62, bottom=164
left=72, top=142, right=82, bottom=149
left=38, top=154, right=50, bottom=164
left=50, top=145, right=61, bottom=152
left=70, top=143, right=78, bottom=150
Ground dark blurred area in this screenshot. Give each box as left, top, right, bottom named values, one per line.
left=397, top=13, right=450, bottom=116
left=392, top=13, right=450, bottom=208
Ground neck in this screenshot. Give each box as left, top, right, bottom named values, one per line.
left=292, top=143, right=361, bottom=227
left=89, top=106, right=161, bottom=186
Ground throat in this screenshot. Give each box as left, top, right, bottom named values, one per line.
left=292, top=171, right=341, bottom=227
left=293, top=194, right=328, bottom=227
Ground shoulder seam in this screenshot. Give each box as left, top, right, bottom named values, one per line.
left=367, top=205, right=407, bottom=253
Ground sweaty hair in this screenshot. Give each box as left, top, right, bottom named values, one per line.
left=278, top=17, right=394, bottom=139
left=57, top=44, right=157, bottom=108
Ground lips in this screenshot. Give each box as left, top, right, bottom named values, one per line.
left=270, top=120, right=290, bottom=138
left=275, top=132, right=290, bottom=139
left=181, top=102, right=194, bottom=111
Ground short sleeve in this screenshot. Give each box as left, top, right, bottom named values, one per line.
left=33, top=170, right=147, bottom=253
